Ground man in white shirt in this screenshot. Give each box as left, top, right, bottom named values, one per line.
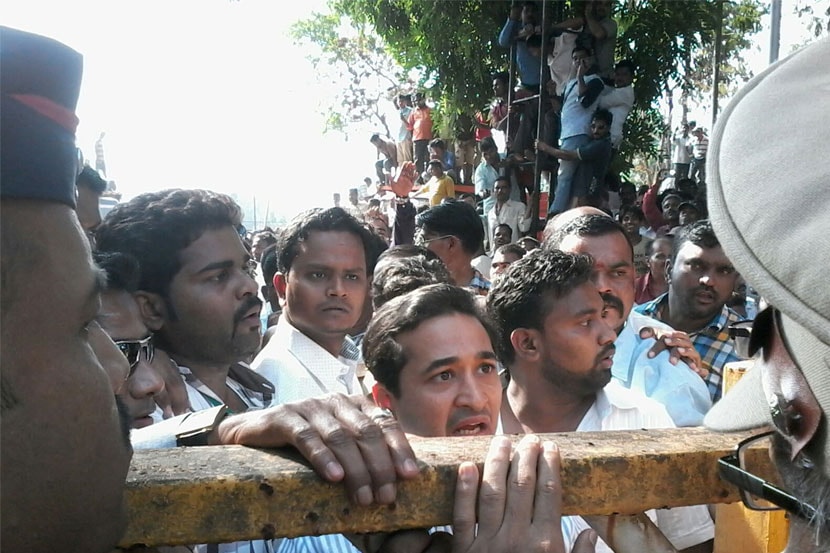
left=252, top=207, right=377, bottom=405
left=597, top=60, right=635, bottom=149
left=487, top=176, right=534, bottom=244
left=672, top=122, right=692, bottom=180
left=487, top=249, right=715, bottom=553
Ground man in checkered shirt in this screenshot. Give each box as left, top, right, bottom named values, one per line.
left=636, top=220, right=746, bottom=401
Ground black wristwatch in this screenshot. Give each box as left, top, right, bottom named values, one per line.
left=175, top=405, right=230, bottom=447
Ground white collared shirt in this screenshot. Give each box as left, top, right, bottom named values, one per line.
left=251, top=317, right=367, bottom=406
left=561, top=381, right=715, bottom=552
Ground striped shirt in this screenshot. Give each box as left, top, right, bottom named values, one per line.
left=635, top=293, right=746, bottom=402
left=690, top=135, right=709, bottom=159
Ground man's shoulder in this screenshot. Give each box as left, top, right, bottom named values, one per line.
left=627, top=309, right=674, bottom=333
left=599, top=380, right=675, bottom=428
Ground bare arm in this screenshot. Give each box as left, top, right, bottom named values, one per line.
left=536, top=140, right=580, bottom=161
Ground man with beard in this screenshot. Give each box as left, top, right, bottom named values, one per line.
left=703, top=37, right=830, bottom=552
left=546, top=214, right=712, bottom=427
left=636, top=220, right=745, bottom=402
left=487, top=250, right=714, bottom=552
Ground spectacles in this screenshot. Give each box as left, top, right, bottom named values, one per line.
left=718, top=431, right=820, bottom=522
left=415, top=233, right=454, bottom=247
left=114, top=335, right=154, bottom=378
left=728, top=319, right=754, bottom=358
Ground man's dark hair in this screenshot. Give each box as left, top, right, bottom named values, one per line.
left=615, top=59, right=636, bottom=74
left=377, top=244, right=441, bottom=264
left=76, top=166, right=107, bottom=194
left=480, top=136, right=498, bottom=152
left=671, top=219, right=720, bottom=261
left=253, top=230, right=277, bottom=247
left=495, top=176, right=511, bottom=187
left=544, top=214, right=633, bottom=259
left=370, top=133, right=381, bottom=143
left=618, top=204, right=644, bottom=223
left=573, top=45, right=593, bottom=57
left=276, top=206, right=377, bottom=275
left=593, top=108, right=613, bottom=127
left=486, top=250, right=594, bottom=364
left=372, top=255, right=451, bottom=309
left=364, top=283, right=498, bottom=397
left=365, top=225, right=390, bottom=270
left=95, top=189, right=242, bottom=299
left=417, top=200, right=484, bottom=255
left=495, top=223, right=514, bottom=236
left=260, top=244, right=279, bottom=286
left=428, top=138, right=446, bottom=151
left=93, top=251, right=140, bottom=293
left=493, top=71, right=509, bottom=87
left=495, top=243, right=527, bottom=260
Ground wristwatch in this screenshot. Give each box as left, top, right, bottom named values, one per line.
left=175, top=405, right=230, bottom=447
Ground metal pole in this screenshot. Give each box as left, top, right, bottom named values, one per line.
left=712, top=0, right=724, bottom=129
left=770, top=0, right=782, bottom=64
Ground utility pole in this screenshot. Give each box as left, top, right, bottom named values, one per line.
left=712, top=0, right=724, bottom=129
left=770, top=0, right=782, bottom=64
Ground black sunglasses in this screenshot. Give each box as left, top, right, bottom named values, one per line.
left=718, top=431, right=821, bottom=523
left=114, top=335, right=154, bottom=378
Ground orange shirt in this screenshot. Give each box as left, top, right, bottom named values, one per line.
left=407, top=106, right=433, bottom=141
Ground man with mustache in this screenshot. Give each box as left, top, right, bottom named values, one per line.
left=636, top=220, right=744, bottom=402
left=546, top=214, right=712, bottom=427
left=487, top=250, right=714, bottom=552
left=252, top=207, right=378, bottom=404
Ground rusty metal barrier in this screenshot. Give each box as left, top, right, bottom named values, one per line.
left=121, top=427, right=765, bottom=548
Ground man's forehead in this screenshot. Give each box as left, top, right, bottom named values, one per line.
left=677, top=241, right=729, bottom=262
left=294, top=230, right=366, bottom=264
left=558, top=232, right=632, bottom=263
left=545, top=282, right=603, bottom=320
left=178, top=226, right=248, bottom=268
left=98, top=290, right=148, bottom=339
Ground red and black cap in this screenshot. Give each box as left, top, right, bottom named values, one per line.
left=1, top=26, right=83, bottom=208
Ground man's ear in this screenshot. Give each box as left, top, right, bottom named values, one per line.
left=664, top=259, right=673, bottom=284
left=274, top=273, right=288, bottom=305
left=372, top=383, right=394, bottom=412
left=134, top=291, right=168, bottom=332
left=510, top=328, right=540, bottom=361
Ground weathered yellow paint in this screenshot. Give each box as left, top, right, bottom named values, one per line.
left=713, top=360, right=790, bottom=553
left=120, top=428, right=763, bottom=548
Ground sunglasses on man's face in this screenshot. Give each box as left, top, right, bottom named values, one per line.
left=114, top=335, right=154, bottom=378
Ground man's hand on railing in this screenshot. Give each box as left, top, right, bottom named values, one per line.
left=360, top=435, right=598, bottom=553
left=451, top=435, right=597, bottom=553
left=210, top=393, right=420, bottom=507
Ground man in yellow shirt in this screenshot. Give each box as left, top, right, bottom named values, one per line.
left=414, top=159, right=455, bottom=206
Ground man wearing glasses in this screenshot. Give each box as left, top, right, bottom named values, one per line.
left=704, top=37, right=830, bottom=550
left=93, top=251, right=164, bottom=429
left=415, top=200, right=491, bottom=295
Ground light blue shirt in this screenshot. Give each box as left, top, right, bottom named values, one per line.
left=611, top=311, right=712, bottom=427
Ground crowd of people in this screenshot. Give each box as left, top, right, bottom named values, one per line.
left=3, top=17, right=830, bottom=553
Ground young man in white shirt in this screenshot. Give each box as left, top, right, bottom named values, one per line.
left=252, top=207, right=378, bottom=405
